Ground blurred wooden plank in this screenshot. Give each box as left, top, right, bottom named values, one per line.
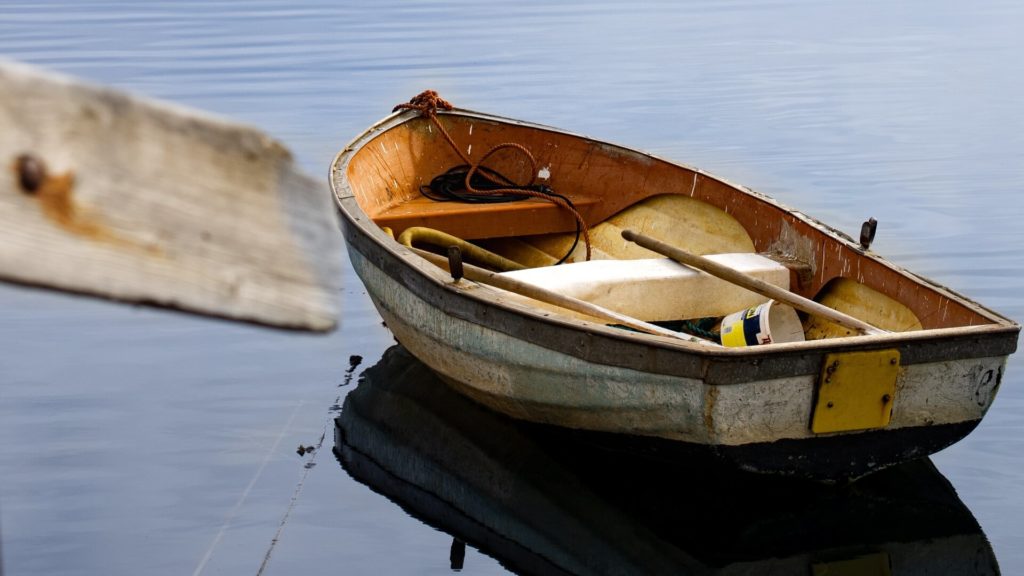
left=0, top=60, right=340, bottom=331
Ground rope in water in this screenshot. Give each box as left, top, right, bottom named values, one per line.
left=394, top=90, right=592, bottom=261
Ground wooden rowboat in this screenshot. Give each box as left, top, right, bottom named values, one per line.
left=330, top=93, right=1020, bottom=481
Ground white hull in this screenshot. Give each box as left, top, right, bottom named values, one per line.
left=352, top=247, right=1003, bottom=448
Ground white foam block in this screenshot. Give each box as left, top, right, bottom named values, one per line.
left=500, top=254, right=789, bottom=322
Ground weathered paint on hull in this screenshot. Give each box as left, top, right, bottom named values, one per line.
left=352, top=245, right=710, bottom=441
left=349, top=244, right=1002, bottom=479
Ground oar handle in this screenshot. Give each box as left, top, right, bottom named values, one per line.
left=621, top=230, right=887, bottom=336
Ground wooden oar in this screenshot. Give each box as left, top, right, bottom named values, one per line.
left=409, top=247, right=718, bottom=345
left=0, top=60, right=341, bottom=331
left=621, top=229, right=887, bottom=336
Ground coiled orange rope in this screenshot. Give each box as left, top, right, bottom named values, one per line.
left=394, top=91, right=592, bottom=260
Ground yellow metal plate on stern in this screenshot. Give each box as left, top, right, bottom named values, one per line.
left=811, top=349, right=900, bottom=434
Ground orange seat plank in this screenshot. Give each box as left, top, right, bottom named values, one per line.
left=373, top=194, right=602, bottom=240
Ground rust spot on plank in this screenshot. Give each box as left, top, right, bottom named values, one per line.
left=15, top=154, right=45, bottom=193
left=12, top=154, right=161, bottom=255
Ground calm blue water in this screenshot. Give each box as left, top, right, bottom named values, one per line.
left=1, top=1, right=1022, bottom=574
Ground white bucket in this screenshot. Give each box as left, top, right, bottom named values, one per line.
left=720, top=300, right=805, bottom=347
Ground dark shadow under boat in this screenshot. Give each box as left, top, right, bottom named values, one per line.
left=334, top=345, right=999, bottom=576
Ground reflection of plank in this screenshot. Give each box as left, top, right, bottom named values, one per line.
left=0, top=60, right=340, bottom=331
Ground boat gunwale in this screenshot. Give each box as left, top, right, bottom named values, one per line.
left=341, top=220, right=1015, bottom=387
left=330, top=109, right=1020, bottom=366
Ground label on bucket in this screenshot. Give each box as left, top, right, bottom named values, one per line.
left=719, top=300, right=803, bottom=347
left=721, top=303, right=772, bottom=347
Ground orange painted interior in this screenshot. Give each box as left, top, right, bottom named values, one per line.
left=346, top=113, right=995, bottom=330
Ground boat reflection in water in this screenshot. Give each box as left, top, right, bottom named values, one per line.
left=334, top=346, right=999, bottom=575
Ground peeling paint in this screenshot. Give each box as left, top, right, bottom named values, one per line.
left=767, top=220, right=818, bottom=279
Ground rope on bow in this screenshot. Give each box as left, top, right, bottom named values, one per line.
left=394, top=91, right=592, bottom=261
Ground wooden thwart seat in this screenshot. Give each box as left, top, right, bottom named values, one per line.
left=373, top=194, right=603, bottom=240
